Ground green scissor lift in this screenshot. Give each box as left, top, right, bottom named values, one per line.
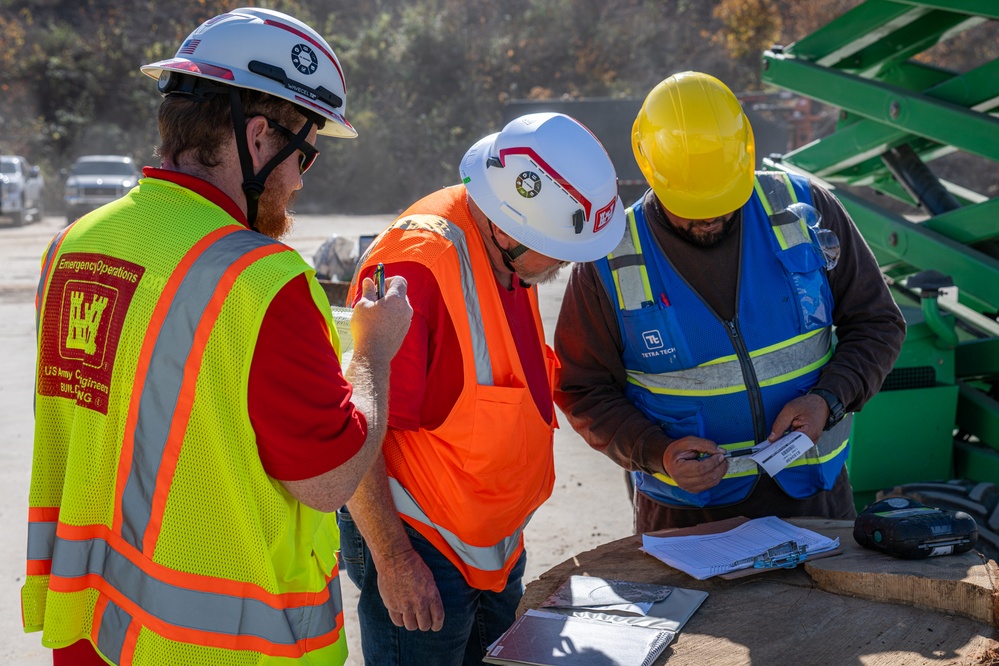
left=758, top=1, right=999, bottom=517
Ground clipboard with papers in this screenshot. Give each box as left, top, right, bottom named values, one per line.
left=641, top=515, right=842, bottom=580
left=484, top=575, right=708, bottom=666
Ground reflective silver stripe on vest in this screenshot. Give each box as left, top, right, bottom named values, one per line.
left=388, top=477, right=526, bottom=572
left=812, top=414, right=852, bottom=462
left=756, top=171, right=810, bottom=250
left=97, top=600, right=132, bottom=665
left=121, top=230, right=281, bottom=551
left=386, top=215, right=494, bottom=386
left=757, top=171, right=795, bottom=213
left=728, top=453, right=762, bottom=475
left=26, top=519, right=58, bottom=562
left=626, top=328, right=832, bottom=396
left=607, top=208, right=649, bottom=311
left=51, top=535, right=341, bottom=645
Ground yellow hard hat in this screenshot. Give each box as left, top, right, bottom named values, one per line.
left=632, top=72, right=755, bottom=220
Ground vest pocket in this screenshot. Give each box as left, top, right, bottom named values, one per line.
left=776, top=244, right=832, bottom=331
left=773, top=454, right=843, bottom=498
left=637, top=472, right=760, bottom=508
left=619, top=304, right=690, bottom=372
left=629, top=390, right=704, bottom=440
left=466, top=383, right=529, bottom=476
left=807, top=441, right=848, bottom=492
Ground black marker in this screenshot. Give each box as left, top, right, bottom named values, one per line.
left=374, top=263, right=385, bottom=300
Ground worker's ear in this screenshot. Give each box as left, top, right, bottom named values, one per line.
left=490, top=223, right=517, bottom=249
left=244, top=115, right=271, bottom=171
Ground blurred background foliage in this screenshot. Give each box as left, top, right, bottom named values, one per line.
left=0, top=0, right=994, bottom=213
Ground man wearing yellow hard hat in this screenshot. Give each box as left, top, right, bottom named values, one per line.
left=553, top=71, right=906, bottom=532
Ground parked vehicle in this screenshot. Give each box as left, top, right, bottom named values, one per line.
left=0, top=155, right=45, bottom=226
left=64, top=155, right=140, bottom=224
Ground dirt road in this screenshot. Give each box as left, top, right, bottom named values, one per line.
left=0, top=214, right=633, bottom=664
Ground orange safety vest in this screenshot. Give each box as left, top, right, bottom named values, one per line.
left=23, top=178, right=347, bottom=664
left=350, top=185, right=558, bottom=592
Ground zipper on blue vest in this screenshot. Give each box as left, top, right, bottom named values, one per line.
left=725, top=318, right=768, bottom=443
left=632, top=204, right=767, bottom=442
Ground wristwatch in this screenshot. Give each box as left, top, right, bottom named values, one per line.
left=808, top=388, right=845, bottom=431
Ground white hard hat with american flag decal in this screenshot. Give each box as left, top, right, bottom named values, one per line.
left=141, top=7, right=355, bottom=138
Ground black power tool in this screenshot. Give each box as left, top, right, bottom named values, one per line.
left=853, top=497, right=978, bottom=559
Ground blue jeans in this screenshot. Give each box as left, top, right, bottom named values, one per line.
left=338, top=507, right=526, bottom=666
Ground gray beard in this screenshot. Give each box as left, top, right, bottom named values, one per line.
left=518, top=261, right=568, bottom=286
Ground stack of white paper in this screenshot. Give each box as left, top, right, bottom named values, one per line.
left=642, top=515, right=840, bottom=580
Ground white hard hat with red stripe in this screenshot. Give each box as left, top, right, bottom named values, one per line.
left=460, top=113, right=625, bottom=263
left=141, top=7, right=355, bottom=138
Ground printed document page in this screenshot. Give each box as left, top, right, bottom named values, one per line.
left=642, top=515, right=839, bottom=580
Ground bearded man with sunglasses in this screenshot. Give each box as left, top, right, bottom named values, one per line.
left=23, top=8, right=411, bottom=666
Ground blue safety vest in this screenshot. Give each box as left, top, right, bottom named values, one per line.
left=594, top=172, right=852, bottom=508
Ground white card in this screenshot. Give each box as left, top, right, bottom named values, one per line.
left=750, top=431, right=814, bottom=477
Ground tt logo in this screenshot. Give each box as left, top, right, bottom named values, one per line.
left=642, top=330, right=664, bottom=350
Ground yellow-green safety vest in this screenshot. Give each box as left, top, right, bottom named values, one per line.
left=24, top=177, right=348, bottom=664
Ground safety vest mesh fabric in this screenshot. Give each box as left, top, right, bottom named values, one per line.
left=348, top=185, right=557, bottom=592
left=24, top=178, right=347, bottom=665
left=597, top=173, right=849, bottom=507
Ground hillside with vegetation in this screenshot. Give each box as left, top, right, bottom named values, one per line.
left=1, top=0, right=993, bottom=213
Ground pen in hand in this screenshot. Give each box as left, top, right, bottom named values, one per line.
left=374, top=263, right=385, bottom=300
left=724, top=445, right=764, bottom=458
left=699, top=445, right=764, bottom=460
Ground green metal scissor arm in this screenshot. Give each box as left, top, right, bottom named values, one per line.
left=810, top=183, right=999, bottom=311
left=760, top=0, right=999, bottom=483
left=785, top=0, right=999, bottom=70
left=761, top=0, right=999, bottom=303
left=761, top=53, right=999, bottom=165
left=774, top=58, right=999, bottom=188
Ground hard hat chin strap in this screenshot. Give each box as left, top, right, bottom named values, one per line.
left=227, top=87, right=314, bottom=231
left=488, top=220, right=530, bottom=268
left=228, top=88, right=264, bottom=229
left=487, top=220, right=530, bottom=288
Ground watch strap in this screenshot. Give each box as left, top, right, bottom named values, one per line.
left=808, top=388, right=845, bottom=430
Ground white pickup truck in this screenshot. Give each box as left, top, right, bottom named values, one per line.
left=0, top=155, right=45, bottom=226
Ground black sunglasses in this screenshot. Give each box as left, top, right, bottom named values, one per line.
left=264, top=117, right=320, bottom=175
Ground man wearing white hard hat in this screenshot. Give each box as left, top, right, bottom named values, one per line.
left=22, top=8, right=412, bottom=665
left=339, top=112, right=626, bottom=665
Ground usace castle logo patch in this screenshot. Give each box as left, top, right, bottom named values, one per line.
left=38, top=253, right=144, bottom=415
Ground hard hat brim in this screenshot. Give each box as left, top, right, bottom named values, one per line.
left=141, top=58, right=357, bottom=139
